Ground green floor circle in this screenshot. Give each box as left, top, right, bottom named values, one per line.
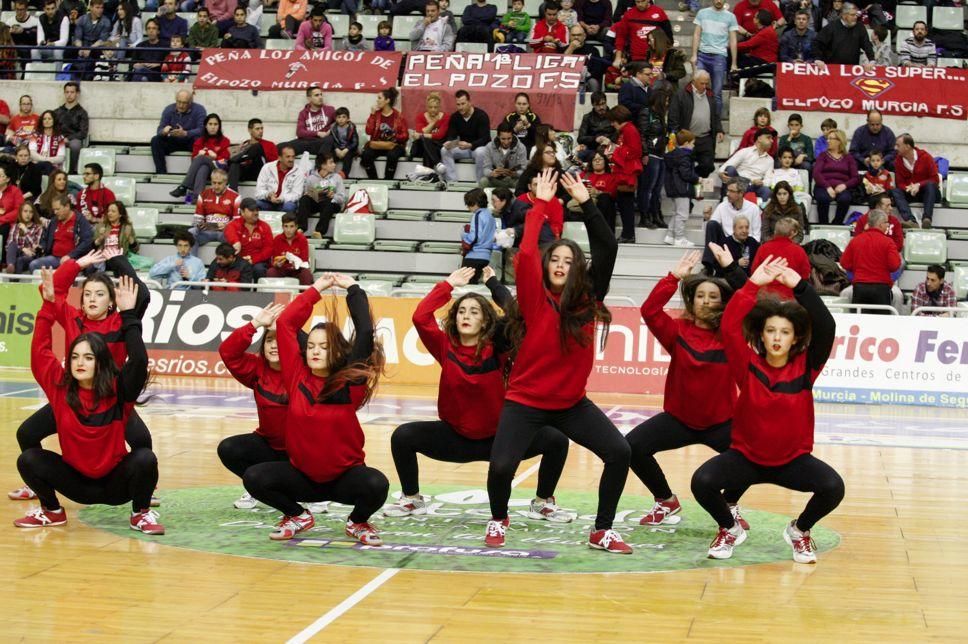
left=79, top=485, right=840, bottom=574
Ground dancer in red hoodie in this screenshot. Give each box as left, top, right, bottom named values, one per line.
left=242, top=272, right=389, bottom=545
left=691, top=258, right=843, bottom=564
left=14, top=274, right=162, bottom=534
left=485, top=169, right=631, bottom=553
left=385, top=266, right=571, bottom=522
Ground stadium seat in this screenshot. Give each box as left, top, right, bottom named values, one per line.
left=129, top=207, right=160, bottom=241
left=953, top=265, right=968, bottom=300
left=260, top=211, right=285, bottom=234
left=392, top=15, right=423, bottom=37
left=895, top=4, right=927, bottom=28
left=328, top=13, right=349, bottom=37
left=357, top=280, right=395, bottom=297
left=895, top=29, right=912, bottom=49
left=333, top=212, right=376, bottom=245
left=102, top=176, right=136, bottom=206
left=432, top=211, right=472, bottom=223
left=258, top=277, right=300, bottom=288
left=265, top=38, right=295, bottom=50
left=357, top=14, right=384, bottom=39
left=386, top=209, right=429, bottom=221
left=808, top=226, right=851, bottom=252
left=78, top=149, right=117, bottom=176
left=456, top=42, right=488, bottom=54
left=904, top=230, right=948, bottom=264
left=932, top=6, right=965, bottom=30
left=523, top=0, right=542, bottom=15
left=350, top=183, right=389, bottom=214
left=562, top=222, right=591, bottom=254
left=419, top=241, right=461, bottom=254
left=23, top=62, right=58, bottom=81
left=375, top=240, right=420, bottom=252
left=946, top=172, right=968, bottom=205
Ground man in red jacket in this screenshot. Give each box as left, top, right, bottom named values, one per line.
left=891, top=133, right=940, bottom=229
left=78, top=163, right=116, bottom=224
left=224, top=197, right=274, bottom=281
left=612, top=0, right=672, bottom=64
left=267, top=213, right=313, bottom=285
left=750, top=216, right=809, bottom=299
left=840, top=209, right=902, bottom=314
left=735, top=9, right=778, bottom=77
left=732, top=0, right=783, bottom=37
left=529, top=2, right=568, bottom=52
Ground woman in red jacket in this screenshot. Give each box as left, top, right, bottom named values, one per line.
left=691, top=258, right=843, bottom=564
left=361, top=88, right=409, bottom=181
left=170, top=113, right=231, bottom=202
left=15, top=274, right=163, bottom=535
left=243, top=272, right=389, bottom=545
left=627, top=249, right=752, bottom=529
left=385, top=266, right=571, bottom=521
left=607, top=105, right=642, bottom=244
left=580, top=151, right=619, bottom=232
left=485, top=170, right=632, bottom=553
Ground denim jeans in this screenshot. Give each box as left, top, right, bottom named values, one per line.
left=440, top=145, right=487, bottom=182
left=636, top=157, right=665, bottom=217
left=892, top=183, right=940, bottom=224
left=696, top=52, right=727, bottom=114
left=189, top=228, right=225, bottom=256
left=255, top=200, right=298, bottom=213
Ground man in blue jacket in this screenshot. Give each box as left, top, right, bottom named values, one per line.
left=150, top=89, right=207, bottom=174
left=29, top=195, right=94, bottom=271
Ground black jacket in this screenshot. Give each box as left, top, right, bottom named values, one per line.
left=663, top=146, right=699, bottom=198
left=444, top=107, right=491, bottom=149
left=814, top=19, right=874, bottom=65
left=12, top=162, right=43, bottom=199
left=577, top=109, right=616, bottom=148
left=668, top=83, right=722, bottom=138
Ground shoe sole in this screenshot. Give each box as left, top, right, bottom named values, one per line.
left=526, top=510, right=574, bottom=523
left=383, top=506, right=428, bottom=518
left=234, top=503, right=258, bottom=510
left=640, top=509, right=683, bottom=526
left=8, top=495, right=36, bottom=501
left=14, top=519, right=67, bottom=528
left=131, top=526, right=165, bottom=535
left=484, top=541, right=505, bottom=548
left=587, top=542, right=633, bottom=554
left=782, top=528, right=817, bottom=564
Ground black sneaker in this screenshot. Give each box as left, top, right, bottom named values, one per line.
left=169, top=185, right=188, bottom=198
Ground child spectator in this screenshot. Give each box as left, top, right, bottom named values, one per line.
left=148, top=231, right=206, bottom=289
left=298, top=153, right=345, bottom=239
left=458, top=187, right=496, bottom=284
left=778, top=113, right=813, bottom=171
left=92, top=44, right=121, bottom=81
left=439, top=0, right=458, bottom=30
left=5, top=202, right=46, bottom=274
left=558, top=0, right=578, bottom=28
left=330, top=107, right=359, bottom=178
left=579, top=151, right=618, bottom=231
left=604, top=52, right=629, bottom=90
left=342, top=21, right=368, bottom=51
left=268, top=213, right=313, bottom=284
left=162, top=33, right=192, bottom=83
left=814, top=117, right=836, bottom=158
left=765, top=147, right=807, bottom=196
left=863, top=24, right=894, bottom=66
left=663, top=129, right=700, bottom=247
left=739, top=107, right=778, bottom=157
left=374, top=20, right=395, bottom=51
left=862, top=149, right=893, bottom=196
left=498, top=0, right=531, bottom=44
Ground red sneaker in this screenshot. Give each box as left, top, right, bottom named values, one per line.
left=345, top=521, right=383, bottom=546
left=8, top=485, right=36, bottom=500
left=707, top=524, right=747, bottom=559
left=588, top=529, right=633, bottom=554
left=730, top=504, right=750, bottom=531
left=640, top=496, right=682, bottom=526
left=130, top=509, right=165, bottom=535
left=14, top=506, right=67, bottom=528
left=484, top=517, right=509, bottom=548
left=270, top=511, right=314, bottom=541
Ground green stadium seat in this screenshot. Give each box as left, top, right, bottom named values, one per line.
left=808, top=226, right=851, bottom=252
left=904, top=230, right=948, bottom=264
left=432, top=211, right=471, bottom=223
left=260, top=211, right=285, bottom=235
left=953, top=265, right=968, bottom=300
left=358, top=273, right=406, bottom=285
left=945, top=172, right=968, bottom=205
left=102, top=176, right=136, bottom=206
left=23, top=61, right=57, bottom=81
left=265, top=38, right=294, bottom=49
left=895, top=3, right=927, bottom=28
left=392, top=15, right=424, bottom=39
left=374, top=240, right=420, bottom=252
left=357, top=280, right=395, bottom=297
left=333, top=213, right=376, bottom=245
left=932, top=6, right=965, bottom=30
left=77, top=149, right=117, bottom=176
left=386, top=210, right=429, bottom=221
left=328, top=13, right=349, bottom=37
left=562, top=222, right=591, bottom=254
left=357, top=14, right=384, bottom=38
left=419, top=241, right=462, bottom=254
left=349, top=184, right=390, bottom=214
left=129, top=207, right=160, bottom=241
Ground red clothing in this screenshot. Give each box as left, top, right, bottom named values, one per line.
left=0, top=184, right=25, bottom=225
left=224, top=218, right=273, bottom=265
left=78, top=185, right=116, bottom=223
left=853, top=213, right=903, bottom=251
left=506, top=199, right=595, bottom=409
left=365, top=109, right=408, bottom=145
left=611, top=121, right=643, bottom=187
left=271, top=231, right=309, bottom=270
left=8, top=113, right=38, bottom=145
left=750, top=236, right=810, bottom=298
left=51, top=213, right=78, bottom=258
left=530, top=18, right=568, bottom=52
left=194, top=187, right=240, bottom=228
left=581, top=170, right=618, bottom=198
left=642, top=273, right=736, bottom=428
left=894, top=148, right=939, bottom=190
left=0, top=100, right=7, bottom=136
left=739, top=125, right=778, bottom=157
left=218, top=322, right=290, bottom=450
left=192, top=134, right=231, bottom=164
left=840, top=228, right=902, bottom=285
left=737, top=24, right=778, bottom=62
left=733, top=0, right=782, bottom=34
left=161, top=52, right=191, bottom=76
left=415, top=111, right=450, bottom=141
left=52, top=258, right=128, bottom=367
left=276, top=286, right=369, bottom=482
left=863, top=168, right=893, bottom=193
left=413, top=281, right=507, bottom=439
left=613, top=5, right=670, bottom=61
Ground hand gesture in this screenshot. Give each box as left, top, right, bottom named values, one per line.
left=115, top=275, right=138, bottom=311
left=706, top=242, right=733, bottom=268
left=40, top=268, right=55, bottom=303
left=330, top=272, right=357, bottom=289
left=534, top=168, right=559, bottom=202
left=76, top=249, right=105, bottom=268
left=749, top=255, right=785, bottom=286
left=672, top=250, right=701, bottom=279
left=560, top=172, right=590, bottom=204
left=252, top=302, right=286, bottom=328
left=101, top=246, right=123, bottom=262
left=446, top=266, right=475, bottom=287
left=775, top=265, right=803, bottom=289
left=482, top=266, right=496, bottom=282
left=313, top=273, right=335, bottom=292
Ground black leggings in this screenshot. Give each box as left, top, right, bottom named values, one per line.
left=243, top=462, right=389, bottom=523
left=360, top=145, right=405, bottom=180
left=390, top=420, right=569, bottom=498
left=295, top=195, right=341, bottom=237
left=17, top=404, right=152, bottom=452
left=217, top=432, right=288, bottom=479
left=691, top=449, right=845, bottom=532
left=626, top=412, right=746, bottom=503
left=17, top=447, right=159, bottom=513
left=487, top=398, right=631, bottom=530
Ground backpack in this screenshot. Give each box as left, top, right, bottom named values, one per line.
left=344, top=189, right=372, bottom=215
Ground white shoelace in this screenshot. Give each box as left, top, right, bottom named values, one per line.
left=597, top=529, right=623, bottom=548
left=26, top=506, right=51, bottom=522
left=486, top=521, right=506, bottom=537
left=135, top=509, right=160, bottom=527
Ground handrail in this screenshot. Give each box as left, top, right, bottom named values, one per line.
left=824, top=302, right=900, bottom=315
left=911, top=305, right=968, bottom=316
left=179, top=280, right=311, bottom=294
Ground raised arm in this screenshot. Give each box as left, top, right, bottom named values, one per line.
left=104, top=249, right=149, bottom=319
left=643, top=251, right=701, bottom=351
left=218, top=322, right=263, bottom=388
left=561, top=172, right=617, bottom=302
left=412, top=276, right=463, bottom=364
left=114, top=277, right=149, bottom=403
left=789, top=272, right=836, bottom=375
left=515, top=171, right=558, bottom=319
left=333, top=274, right=374, bottom=364
left=30, top=300, right=63, bottom=396
left=483, top=268, right=512, bottom=310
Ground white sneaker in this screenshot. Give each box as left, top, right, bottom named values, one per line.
left=302, top=501, right=330, bottom=514
left=527, top=496, right=574, bottom=523
left=783, top=521, right=818, bottom=564
left=384, top=494, right=428, bottom=517
left=707, top=524, right=747, bottom=559
left=434, top=162, right=447, bottom=178
left=674, top=238, right=696, bottom=248
left=234, top=493, right=257, bottom=510
left=663, top=234, right=675, bottom=245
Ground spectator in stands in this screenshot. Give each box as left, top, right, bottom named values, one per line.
left=719, top=128, right=775, bottom=201
left=267, top=213, right=312, bottom=284
left=515, top=141, right=565, bottom=198
left=8, top=0, right=39, bottom=66
left=0, top=25, right=16, bottom=81
left=204, top=0, right=235, bottom=30
left=899, top=20, right=937, bottom=67
left=691, top=0, right=739, bottom=114
left=4, top=95, right=38, bottom=152
left=814, top=2, right=874, bottom=68
left=861, top=149, right=893, bottom=197
left=778, top=113, right=813, bottom=171
left=150, top=89, right=207, bottom=174
left=644, top=29, right=686, bottom=89
left=812, top=128, right=858, bottom=224
left=613, top=0, right=672, bottom=65
left=765, top=148, right=808, bottom=199
left=93, top=201, right=137, bottom=254
left=5, top=202, right=46, bottom=274
left=458, top=188, right=496, bottom=283
left=28, top=110, right=66, bottom=174
left=701, top=178, right=761, bottom=271
left=393, top=0, right=429, bottom=17
left=668, top=70, right=723, bottom=178
left=148, top=231, right=206, bottom=288
left=606, top=104, right=641, bottom=243
left=732, top=0, right=783, bottom=37
left=72, top=0, right=112, bottom=78
left=618, top=62, right=652, bottom=118
left=286, top=86, right=335, bottom=157
left=498, top=0, right=531, bottom=45
left=11, top=145, right=42, bottom=201
left=157, top=0, right=188, bottom=45
left=436, top=90, right=490, bottom=182
left=750, top=216, right=809, bottom=296
left=564, top=25, right=606, bottom=93
left=439, top=0, right=459, bottom=31
left=814, top=116, right=836, bottom=157
left=735, top=9, right=778, bottom=77
left=206, top=241, right=254, bottom=289
left=863, top=23, right=893, bottom=66
left=761, top=180, right=807, bottom=242
left=576, top=0, right=612, bottom=42
left=457, top=0, right=497, bottom=48
left=53, top=82, right=88, bottom=175
left=721, top=214, right=759, bottom=275
left=855, top=193, right=904, bottom=251
left=840, top=208, right=901, bottom=314
left=187, top=7, right=220, bottom=48
left=410, top=1, right=456, bottom=52
left=580, top=150, right=618, bottom=231
left=410, top=91, right=449, bottom=170
left=170, top=113, right=230, bottom=201
left=161, top=33, right=191, bottom=82
left=0, top=164, right=24, bottom=250
left=661, top=129, right=698, bottom=246
left=361, top=88, right=409, bottom=181
left=530, top=1, right=568, bottom=53
left=223, top=6, right=262, bottom=48
left=130, top=18, right=167, bottom=82
left=295, top=5, right=333, bottom=51
left=190, top=168, right=239, bottom=255
left=110, top=2, right=143, bottom=49
left=503, top=92, right=541, bottom=154
left=29, top=194, right=93, bottom=271
left=480, top=122, right=528, bottom=189
left=576, top=92, right=615, bottom=163
left=911, top=265, right=958, bottom=316
left=94, top=45, right=121, bottom=80
left=341, top=21, right=368, bottom=51
left=374, top=21, right=395, bottom=51
left=255, top=144, right=307, bottom=213
left=35, top=0, right=69, bottom=62
left=330, top=107, right=358, bottom=179
left=78, top=162, right=115, bottom=225
left=778, top=9, right=816, bottom=62
left=559, top=0, right=579, bottom=29
left=892, top=133, right=941, bottom=229
left=227, top=118, right=278, bottom=190
left=849, top=109, right=895, bottom=172
left=35, top=170, right=74, bottom=219
left=636, top=88, right=670, bottom=229
left=224, top=198, right=273, bottom=280
left=739, top=107, right=778, bottom=156
left=269, top=0, right=307, bottom=39
left=298, top=153, right=344, bottom=238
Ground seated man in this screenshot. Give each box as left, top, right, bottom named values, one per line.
left=701, top=178, right=761, bottom=273
left=224, top=198, right=274, bottom=280
left=284, top=86, right=336, bottom=157
left=898, top=21, right=936, bottom=67
left=255, top=144, right=306, bottom=213
left=718, top=128, right=774, bottom=201
left=891, top=133, right=941, bottom=229
left=71, top=0, right=112, bottom=78
left=735, top=9, right=778, bottom=77
left=911, top=264, right=958, bottom=317
left=436, top=90, right=490, bottom=182
left=190, top=168, right=240, bottom=255
left=222, top=6, right=262, bottom=48
left=529, top=2, right=567, bottom=53
left=479, top=122, right=527, bottom=189
left=78, top=162, right=116, bottom=225
left=157, top=0, right=189, bottom=45
left=206, top=241, right=254, bottom=290
left=148, top=231, right=207, bottom=289
left=268, top=213, right=313, bottom=285
left=130, top=18, right=168, bottom=82
left=29, top=195, right=94, bottom=271
left=409, top=1, right=455, bottom=52
left=35, top=0, right=70, bottom=62
left=150, top=89, right=207, bottom=174
left=849, top=109, right=895, bottom=172
left=227, top=118, right=279, bottom=190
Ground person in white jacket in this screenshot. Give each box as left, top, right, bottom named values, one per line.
left=254, top=144, right=310, bottom=213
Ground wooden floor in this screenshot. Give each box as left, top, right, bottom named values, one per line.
left=2, top=374, right=967, bottom=643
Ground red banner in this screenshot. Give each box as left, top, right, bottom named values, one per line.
left=193, top=49, right=403, bottom=91
left=588, top=305, right=672, bottom=395
left=775, top=62, right=968, bottom=120
left=400, top=52, right=585, bottom=131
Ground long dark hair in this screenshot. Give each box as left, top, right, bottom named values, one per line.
left=526, top=141, right=563, bottom=174
left=586, top=150, right=611, bottom=173
left=680, top=274, right=733, bottom=330
left=81, top=272, right=118, bottom=315
left=106, top=200, right=130, bottom=226
left=39, top=110, right=60, bottom=137
left=61, top=333, right=120, bottom=414
left=442, top=293, right=500, bottom=360
left=490, top=187, right=513, bottom=215
left=203, top=113, right=224, bottom=141
left=306, top=300, right=386, bottom=406
left=117, top=2, right=135, bottom=35
left=743, top=296, right=812, bottom=359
